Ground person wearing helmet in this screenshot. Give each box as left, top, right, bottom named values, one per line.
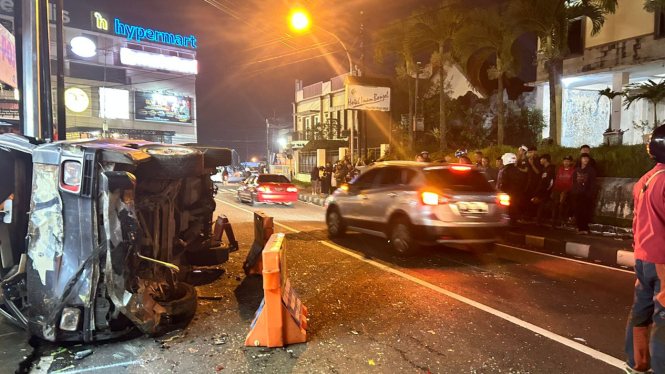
left=625, top=124, right=665, bottom=374
left=455, top=148, right=468, bottom=159
left=421, top=151, right=432, bottom=163
left=497, top=153, right=521, bottom=226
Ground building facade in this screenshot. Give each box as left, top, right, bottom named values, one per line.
left=533, top=0, right=665, bottom=146
left=292, top=73, right=391, bottom=162
left=0, top=0, right=198, bottom=144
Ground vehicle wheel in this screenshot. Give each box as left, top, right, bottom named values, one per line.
left=250, top=196, right=257, bottom=207
left=186, top=243, right=230, bottom=266
left=326, top=208, right=346, bottom=238
left=468, top=243, right=495, bottom=255
left=390, top=217, right=419, bottom=256
left=200, top=147, right=232, bottom=168
left=139, top=146, right=204, bottom=179
left=157, top=283, right=198, bottom=325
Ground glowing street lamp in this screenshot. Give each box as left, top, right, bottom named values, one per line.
left=251, top=157, right=257, bottom=162
left=290, top=10, right=310, bottom=32
left=278, top=138, right=287, bottom=148
left=288, top=9, right=352, bottom=74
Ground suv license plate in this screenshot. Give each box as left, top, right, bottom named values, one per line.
left=457, top=202, right=489, bottom=214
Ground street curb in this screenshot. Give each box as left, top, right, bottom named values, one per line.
left=505, top=231, right=634, bottom=269
left=298, top=193, right=326, bottom=207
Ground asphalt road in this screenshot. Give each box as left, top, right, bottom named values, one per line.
left=7, top=184, right=636, bottom=374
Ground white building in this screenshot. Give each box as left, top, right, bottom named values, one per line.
left=0, top=2, right=198, bottom=144
left=533, top=0, right=665, bottom=146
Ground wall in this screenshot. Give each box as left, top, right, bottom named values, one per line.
left=561, top=89, right=611, bottom=147
left=585, top=0, right=655, bottom=49
left=594, top=177, right=638, bottom=220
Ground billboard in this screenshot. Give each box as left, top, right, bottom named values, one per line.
left=134, top=92, right=192, bottom=123
left=0, top=22, right=16, bottom=88
left=345, top=85, right=390, bottom=112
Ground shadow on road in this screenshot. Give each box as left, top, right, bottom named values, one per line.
left=234, top=275, right=264, bottom=321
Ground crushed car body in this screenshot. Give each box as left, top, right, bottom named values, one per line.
left=0, top=134, right=231, bottom=342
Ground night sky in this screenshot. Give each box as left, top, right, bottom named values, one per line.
left=80, top=0, right=526, bottom=160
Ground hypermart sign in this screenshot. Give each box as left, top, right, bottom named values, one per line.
left=92, top=11, right=197, bottom=49
left=345, top=85, right=391, bottom=112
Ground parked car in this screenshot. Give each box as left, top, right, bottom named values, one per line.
left=0, top=134, right=232, bottom=342
left=237, top=174, right=298, bottom=207
left=324, top=162, right=510, bottom=255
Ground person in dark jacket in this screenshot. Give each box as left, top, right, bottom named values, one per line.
left=335, top=160, right=348, bottom=187
left=524, top=146, right=544, bottom=219
left=498, top=153, right=522, bottom=227
left=479, top=157, right=499, bottom=188
left=571, top=153, right=597, bottom=234
left=310, top=166, right=321, bottom=195
left=322, top=162, right=333, bottom=195
left=532, top=154, right=556, bottom=225
left=575, top=145, right=598, bottom=170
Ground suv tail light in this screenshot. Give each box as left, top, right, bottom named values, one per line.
left=61, top=161, right=82, bottom=193
left=498, top=193, right=510, bottom=206
left=287, top=187, right=298, bottom=192
left=421, top=192, right=449, bottom=206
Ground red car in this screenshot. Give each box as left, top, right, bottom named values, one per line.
left=237, top=174, right=298, bottom=207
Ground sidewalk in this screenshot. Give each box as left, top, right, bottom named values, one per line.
left=506, top=223, right=635, bottom=268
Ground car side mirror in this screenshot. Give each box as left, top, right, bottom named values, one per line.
left=2, top=199, right=12, bottom=224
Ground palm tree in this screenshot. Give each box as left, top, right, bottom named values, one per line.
left=414, top=2, right=461, bottom=152
left=624, top=79, right=665, bottom=128
left=374, top=20, right=418, bottom=150
left=597, top=88, right=623, bottom=132
left=452, top=5, right=520, bottom=146
left=644, top=0, right=665, bottom=12
left=508, top=0, right=618, bottom=145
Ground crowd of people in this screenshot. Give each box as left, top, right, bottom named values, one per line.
left=310, top=157, right=372, bottom=196
left=488, top=145, right=598, bottom=234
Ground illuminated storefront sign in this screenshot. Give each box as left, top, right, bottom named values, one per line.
left=93, top=12, right=107, bottom=30
left=111, top=18, right=197, bottom=49
left=120, top=48, right=197, bottom=74
left=0, top=22, right=16, bottom=87
left=99, top=87, right=129, bottom=119
left=135, top=92, right=192, bottom=124
left=70, top=36, right=96, bottom=58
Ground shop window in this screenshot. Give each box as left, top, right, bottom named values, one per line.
left=567, top=18, right=585, bottom=55
left=99, top=88, right=129, bottom=119
left=656, top=10, right=665, bottom=38
left=127, top=43, right=142, bottom=51
left=70, top=62, right=127, bottom=84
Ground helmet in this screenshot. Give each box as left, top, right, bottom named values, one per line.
left=648, top=124, right=665, bottom=163
left=502, top=153, right=517, bottom=165
left=455, top=148, right=468, bottom=158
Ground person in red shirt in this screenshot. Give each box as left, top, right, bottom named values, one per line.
left=625, top=124, right=665, bottom=374
left=551, top=155, right=575, bottom=227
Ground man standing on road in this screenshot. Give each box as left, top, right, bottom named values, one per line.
left=474, top=151, right=483, bottom=167
left=524, top=146, right=544, bottom=219
left=575, top=144, right=598, bottom=170
left=335, top=160, right=348, bottom=187
left=571, top=153, right=597, bottom=235
left=322, top=162, right=333, bottom=195
left=625, top=124, right=665, bottom=374
left=532, top=154, right=556, bottom=225
left=551, top=156, right=575, bottom=227
left=479, top=157, right=498, bottom=188
left=498, top=153, right=522, bottom=227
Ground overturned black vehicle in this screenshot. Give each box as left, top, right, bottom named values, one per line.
left=0, top=134, right=231, bottom=342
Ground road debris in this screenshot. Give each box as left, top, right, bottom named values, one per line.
left=73, top=349, right=93, bottom=360
left=369, top=360, right=376, bottom=366
left=189, top=348, right=199, bottom=353
left=215, top=365, right=224, bottom=371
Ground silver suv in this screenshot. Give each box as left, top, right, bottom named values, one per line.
left=324, top=162, right=510, bottom=255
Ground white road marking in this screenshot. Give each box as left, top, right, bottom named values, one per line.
left=495, top=244, right=634, bottom=274
left=319, top=240, right=625, bottom=370
left=214, top=196, right=627, bottom=369
left=215, top=198, right=302, bottom=233
left=52, top=360, right=145, bottom=373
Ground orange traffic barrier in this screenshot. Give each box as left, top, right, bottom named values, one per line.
left=245, top=233, right=307, bottom=348
left=242, top=212, right=273, bottom=275
left=213, top=215, right=239, bottom=252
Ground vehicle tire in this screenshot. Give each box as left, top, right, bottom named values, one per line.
left=237, top=193, right=243, bottom=203
left=157, top=283, right=198, bottom=325
left=250, top=195, right=257, bottom=207
left=326, top=207, right=346, bottom=238
left=200, top=147, right=232, bottom=168
left=186, top=243, right=230, bottom=266
left=140, top=146, right=203, bottom=179
left=389, top=216, right=419, bottom=256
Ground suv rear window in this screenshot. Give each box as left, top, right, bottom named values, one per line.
left=424, top=168, right=494, bottom=192
left=258, top=175, right=290, bottom=183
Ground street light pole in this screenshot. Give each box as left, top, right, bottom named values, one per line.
left=266, top=118, right=270, bottom=165
left=413, top=62, right=421, bottom=150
